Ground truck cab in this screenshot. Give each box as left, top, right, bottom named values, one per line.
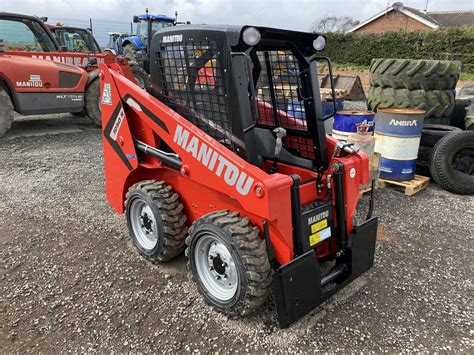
left=51, top=26, right=101, bottom=54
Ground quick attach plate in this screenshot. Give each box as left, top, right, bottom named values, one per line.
left=272, top=216, right=378, bottom=328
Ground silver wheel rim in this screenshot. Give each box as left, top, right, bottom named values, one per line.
left=129, top=198, right=158, bottom=250
left=194, top=234, right=239, bottom=301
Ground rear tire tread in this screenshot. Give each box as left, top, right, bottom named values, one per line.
left=125, top=180, right=187, bottom=263
left=369, top=59, right=461, bottom=91
left=368, top=87, right=455, bottom=123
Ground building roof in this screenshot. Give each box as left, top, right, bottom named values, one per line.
left=349, top=2, right=474, bottom=32
left=408, top=7, right=474, bottom=27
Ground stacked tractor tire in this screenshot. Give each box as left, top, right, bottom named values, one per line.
left=368, top=59, right=473, bottom=195
left=368, top=58, right=461, bottom=124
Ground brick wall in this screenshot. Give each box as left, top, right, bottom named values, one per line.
left=355, top=10, right=431, bottom=33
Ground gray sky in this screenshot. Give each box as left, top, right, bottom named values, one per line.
left=2, top=0, right=473, bottom=31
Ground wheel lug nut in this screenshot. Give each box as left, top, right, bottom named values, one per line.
left=209, top=266, right=214, bottom=271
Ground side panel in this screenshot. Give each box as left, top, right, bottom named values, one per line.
left=17, top=92, right=84, bottom=114
left=0, top=54, right=88, bottom=114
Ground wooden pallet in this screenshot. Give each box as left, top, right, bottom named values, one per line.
left=359, top=185, right=375, bottom=197
left=378, top=175, right=430, bottom=196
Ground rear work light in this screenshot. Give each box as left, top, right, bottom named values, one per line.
left=313, top=35, right=326, bottom=51
left=242, top=27, right=261, bottom=46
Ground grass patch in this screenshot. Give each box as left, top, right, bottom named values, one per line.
left=460, top=72, right=474, bottom=81
left=332, top=63, right=369, bottom=71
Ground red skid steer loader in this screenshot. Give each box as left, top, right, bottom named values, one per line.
left=99, top=25, right=378, bottom=328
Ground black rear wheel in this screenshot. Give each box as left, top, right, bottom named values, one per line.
left=186, top=211, right=272, bottom=316
left=131, top=65, right=150, bottom=90
left=123, top=44, right=138, bottom=63
left=125, top=180, right=188, bottom=262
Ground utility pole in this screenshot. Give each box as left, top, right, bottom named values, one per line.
left=424, top=0, right=430, bottom=13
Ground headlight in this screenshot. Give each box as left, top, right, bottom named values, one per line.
left=242, top=27, right=261, bottom=46
left=313, top=35, right=326, bottom=51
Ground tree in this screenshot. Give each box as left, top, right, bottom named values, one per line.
left=312, top=16, right=360, bottom=33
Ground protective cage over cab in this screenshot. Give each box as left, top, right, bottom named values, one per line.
left=100, top=24, right=377, bottom=329
left=149, top=25, right=332, bottom=170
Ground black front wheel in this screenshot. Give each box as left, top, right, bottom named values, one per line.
left=186, top=211, right=272, bottom=316
left=84, top=78, right=101, bottom=126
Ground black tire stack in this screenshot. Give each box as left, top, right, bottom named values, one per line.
left=368, top=59, right=462, bottom=125
left=428, top=131, right=474, bottom=195
left=416, top=127, right=474, bottom=195
left=416, top=124, right=461, bottom=178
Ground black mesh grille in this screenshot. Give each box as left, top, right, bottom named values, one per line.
left=254, top=50, right=314, bottom=159
left=156, top=41, right=231, bottom=145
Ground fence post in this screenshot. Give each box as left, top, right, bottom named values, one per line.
left=130, top=22, right=133, bottom=33
left=90, top=18, right=93, bottom=33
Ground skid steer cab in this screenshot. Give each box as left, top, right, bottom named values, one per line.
left=99, top=25, right=378, bottom=328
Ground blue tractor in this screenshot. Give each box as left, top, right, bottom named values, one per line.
left=106, top=32, right=132, bottom=56
left=120, top=9, right=176, bottom=73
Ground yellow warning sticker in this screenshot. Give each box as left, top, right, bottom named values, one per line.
left=311, top=219, right=328, bottom=234
left=309, top=233, right=320, bottom=246
left=309, top=227, right=332, bottom=246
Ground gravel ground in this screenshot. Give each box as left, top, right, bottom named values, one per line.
left=1, top=114, right=473, bottom=352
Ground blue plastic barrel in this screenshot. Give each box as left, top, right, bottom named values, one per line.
left=332, top=111, right=375, bottom=141
left=374, top=108, right=425, bottom=181
left=287, top=99, right=344, bottom=134
left=286, top=99, right=344, bottom=119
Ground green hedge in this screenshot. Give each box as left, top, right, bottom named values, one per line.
left=320, top=26, right=474, bottom=73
